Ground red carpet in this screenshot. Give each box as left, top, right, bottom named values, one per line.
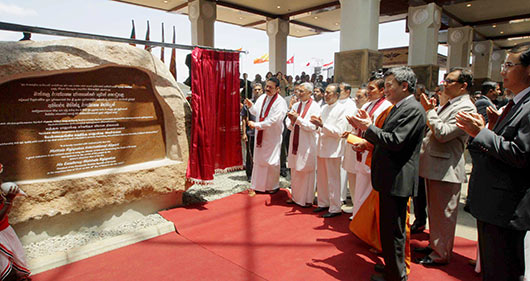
left=32, top=232, right=266, bottom=281
left=32, top=189, right=481, bottom=280
left=160, top=189, right=481, bottom=281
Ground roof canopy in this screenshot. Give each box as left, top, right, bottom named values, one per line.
left=114, top=0, right=530, bottom=49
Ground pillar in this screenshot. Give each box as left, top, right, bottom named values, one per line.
left=447, top=26, right=473, bottom=69
left=188, top=0, right=216, bottom=47
left=407, top=3, right=442, bottom=90
left=266, top=18, right=289, bottom=74
left=471, top=40, right=494, bottom=89
left=335, top=0, right=382, bottom=87
left=491, top=49, right=507, bottom=83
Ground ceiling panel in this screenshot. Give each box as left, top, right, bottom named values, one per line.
left=443, top=0, right=530, bottom=23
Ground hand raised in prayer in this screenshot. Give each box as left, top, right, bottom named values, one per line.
left=310, top=115, right=323, bottom=128
left=455, top=111, right=485, bottom=138
left=486, top=106, right=500, bottom=130
left=420, top=93, right=436, bottom=111
left=244, top=98, right=253, bottom=108
left=287, top=111, right=299, bottom=124
left=289, top=96, right=298, bottom=109
left=347, top=109, right=372, bottom=131
left=248, top=120, right=256, bottom=129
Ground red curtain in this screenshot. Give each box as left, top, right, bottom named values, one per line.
left=186, top=48, right=242, bottom=184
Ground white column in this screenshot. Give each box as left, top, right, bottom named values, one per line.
left=447, top=26, right=473, bottom=69
left=491, top=49, right=507, bottom=82
left=472, top=40, right=494, bottom=79
left=407, top=3, right=442, bottom=66
left=339, top=0, right=380, bottom=51
left=266, top=18, right=289, bottom=74
left=188, top=0, right=216, bottom=47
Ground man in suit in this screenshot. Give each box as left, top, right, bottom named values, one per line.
left=475, top=81, right=500, bottom=123
left=349, top=67, right=426, bottom=281
left=456, top=43, right=530, bottom=280
left=415, top=67, right=477, bottom=265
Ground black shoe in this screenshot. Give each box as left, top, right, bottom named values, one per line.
left=313, top=207, right=329, bottom=213
left=322, top=212, right=341, bottom=218
left=413, top=246, right=433, bottom=255
left=414, top=255, right=447, bottom=266
left=410, top=223, right=426, bottom=234
left=370, top=273, right=386, bottom=281
left=374, top=263, right=385, bottom=273
left=265, top=188, right=279, bottom=194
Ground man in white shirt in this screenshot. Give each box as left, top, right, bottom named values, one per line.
left=286, top=82, right=321, bottom=207
left=245, top=77, right=288, bottom=193
left=311, top=83, right=349, bottom=218
left=338, top=82, right=358, bottom=204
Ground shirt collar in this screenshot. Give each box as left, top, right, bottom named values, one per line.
left=395, top=94, right=414, bottom=108
left=513, top=86, right=530, bottom=105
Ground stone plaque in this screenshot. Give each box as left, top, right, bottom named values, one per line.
left=0, top=66, right=166, bottom=180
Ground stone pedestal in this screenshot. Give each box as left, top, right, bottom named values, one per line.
left=447, top=26, right=473, bottom=69
left=407, top=3, right=442, bottom=66
left=410, top=64, right=439, bottom=91
left=266, top=18, right=289, bottom=74
left=491, top=49, right=507, bottom=83
left=188, top=0, right=216, bottom=47
left=334, top=49, right=383, bottom=87
left=472, top=40, right=494, bottom=79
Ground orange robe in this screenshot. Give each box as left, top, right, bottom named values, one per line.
left=349, top=106, right=412, bottom=273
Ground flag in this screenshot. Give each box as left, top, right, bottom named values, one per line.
left=130, top=20, right=136, bottom=46
left=323, top=61, right=333, bottom=67
left=160, top=22, right=165, bottom=62
left=145, top=20, right=151, bottom=52
left=286, top=56, right=294, bottom=64
left=236, top=48, right=242, bottom=51
left=169, top=26, right=177, bottom=80
left=306, top=62, right=310, bottom=67
left=253, top=53, right=269, bottom=64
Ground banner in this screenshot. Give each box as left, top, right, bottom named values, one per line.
left=129, top=20, right=136, bottom=46
left=253, top=53, right=269, bottom=64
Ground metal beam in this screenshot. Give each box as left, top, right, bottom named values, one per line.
left=215, top=0, right=279, bottom=19
left=468, top=13, right=530, bottom=27
left=283, top=1, right=340, bottom=18
left=290, top=20, right=331, bottom=33
left=0, top=21, right=246, bottom=53
left=486, top=32, right=530, bottom=41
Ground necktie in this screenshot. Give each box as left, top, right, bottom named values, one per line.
left=437, top=101, right=451, bottom=115
left=495, top=100, right=515, bottom=126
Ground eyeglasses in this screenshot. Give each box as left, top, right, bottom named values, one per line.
left=443, top=78, right=462, bottom=84
left=501, top=62, right=522, bottom=71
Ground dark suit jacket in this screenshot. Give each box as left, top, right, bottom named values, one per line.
left=474, top=96, right=496, bottom=124
left=468, top=91, right=530, bottom=228
left=364, top=96, right=427, bottom=197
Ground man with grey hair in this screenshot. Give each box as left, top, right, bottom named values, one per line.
left=286, top=82, right=321, bottom=207
left=349, top=67, right=426, bottom=281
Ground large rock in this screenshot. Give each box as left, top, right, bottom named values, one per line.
left=0, top=39, right=191, bottom=224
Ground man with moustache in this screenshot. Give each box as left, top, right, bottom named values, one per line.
left=475, top=81, right=501, bottom=123
left=456, top=43, right=530, bottom=280
left=286, top=82, right=321, bottom=207
left=245, top=77, right=288, bottom=194
left=349, top=67, right=426, bottom=281
left=311, top=83, right=349, bottom=218
left=415, top=67, right=477, bottom=266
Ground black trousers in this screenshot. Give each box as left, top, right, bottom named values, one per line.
left=379, top=192, right=409, bottom=281
left=412, top=176, right=427, bottom=225
left=280, top=128, right=290, bottom=176
left=477, top=220, right=525, bottom=281
left=245, top=135, right=255, bottom=180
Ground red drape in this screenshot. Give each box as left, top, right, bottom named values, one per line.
left=186, top=48, right=242, bottom=184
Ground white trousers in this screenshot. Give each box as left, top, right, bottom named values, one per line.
left=316, top=157, right=342, bottom=213
left=251, top=163, right=280, bottom=192
left=351, top=172, right=372, bottom=218
left=291, top=169, right=316, bottom=206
